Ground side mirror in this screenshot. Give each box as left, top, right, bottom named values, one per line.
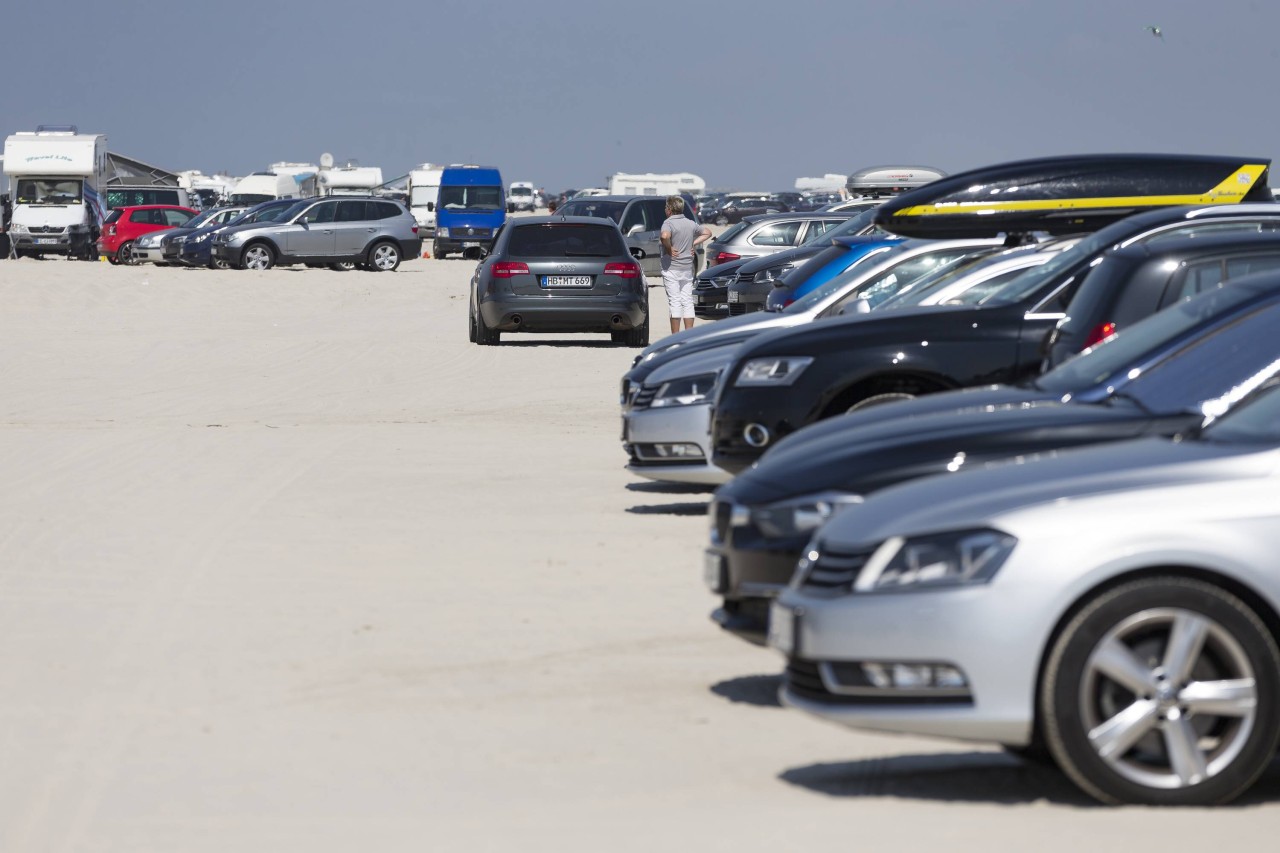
left=629, top=247, right=645, bottom=259
left=427, top=202, right=435, bottom=212
left=627, top=223, right=645, bottom=236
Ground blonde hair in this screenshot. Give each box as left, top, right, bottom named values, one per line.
left=666, top=195, right=685, bottom=214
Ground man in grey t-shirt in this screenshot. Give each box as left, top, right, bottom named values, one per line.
left=659, top=196, right=713, bottom=333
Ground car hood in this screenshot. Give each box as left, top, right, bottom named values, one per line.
left=737, top=244, right=826, bottom=275
left=818, top=437, right=1280, bottom=553
left=628, top=312, right=802, bottom=382
left=218, top=220, right=284, bottom=238
left=734, top=302, right=985, bottom=360
left=644, top=343, right=741, bottom=387
left=724, top=399, right=1174, bottom=505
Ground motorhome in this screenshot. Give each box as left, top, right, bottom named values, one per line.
left=229, top=165, right=318, bottom=206
left=318, top=164, right=384, bottom=196
left=2, top=126, right=107, bottom=259
left=607, top=172, right=705, bottom=197
left=507, top=181, right=536, bottom=212
left=178, top=170, right=238, bottom=209
left=408, top=164, right=444, bottom=233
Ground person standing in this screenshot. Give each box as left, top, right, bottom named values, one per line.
left=659, top=195, right=712, bottom=333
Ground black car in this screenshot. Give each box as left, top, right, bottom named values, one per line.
left=707, top=273, right=1280, bottom=643
left=469, top=216, right=648, bottom=346
left=177, top=199, right=297, bottom=269
left=711, top=204, right=1280, bottom=474
left=693, top=259, right=747, bottom=320
left=1045, top=232, right=1280, bottom=366
left=712, top=196, right=789, bottom=225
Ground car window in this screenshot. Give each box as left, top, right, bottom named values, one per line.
left=620, top=203, right=646, bottom=233
left=163, top=209, right=192, bottom=227
left=104, top=209, right=123, bottom=225
left=1127, top=304, right=1280, bottom=412
left=377, top=202, right=402, bottom=220
left=506, top=224, right=624, bottom=257
left=304, top=201, right=338, bottom=224
left=1201, top=378, right=1280, bottom=443
left=806, top=220, right=840, bottom=240
left=829, top=249, right=977, bottom=312
left=643, top=199, right=670, bottom=227
left=749, top=221, right=802, bottom=247
left=558, top=200, right=624, bottom=223
left=337, top=201, right=369, bottom=222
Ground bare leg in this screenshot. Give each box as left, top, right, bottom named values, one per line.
left=682, top=317, right=695, bottom=329
left=669, top=318, right=682, bottom=334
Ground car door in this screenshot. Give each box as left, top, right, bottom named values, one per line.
left=332, top=200, right=374, bottom=257
left=622, top=200, right=663, bottom=275
left=286, top=200, right=338, bottom=258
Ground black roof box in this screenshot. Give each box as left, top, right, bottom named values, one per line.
left=874, top=154, right=1272, bottom=238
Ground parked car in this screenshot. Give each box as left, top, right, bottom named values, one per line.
left=792, top=191, right=844, bottom=212
left=178, top=199, right=297, bottom=269
left=469, top=216, right=648, bottom=346
left=711, top=203, right=1280, bottom=474
left=770, top=376, right=1280, bottom=805
left=709, top=269, right=1280, bottom=643
left=132, top=205, right=246, bottom=265
left=556, top=194, right=701, bottom=276
left=621, top=239, right=1005, bottom=485
left=693, top=259, right=749, bottom=320
left=705, top=212, right=850, bottom=269
left=211, top=197, right=420, bottom=271
left=712, top=196, right=788, bottom=226
left=97, top=204, right=197, bottom=265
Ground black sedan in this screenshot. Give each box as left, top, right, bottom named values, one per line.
left=706, top=272, right=1280, bottom=643
left=693, top=258, right=748, bottom=320
left=469, top=216, right=648, bottom=346
left=710, top=210, right=1280, bottom=474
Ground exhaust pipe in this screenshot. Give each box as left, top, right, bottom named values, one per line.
left=611, top=314, right=623, bottom=326
left=743, top=423, right=771, bottom=448
left=510, top=314, right=523, bottom=327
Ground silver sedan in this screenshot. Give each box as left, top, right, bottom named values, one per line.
left=769, top=380, right=1280, bottom=805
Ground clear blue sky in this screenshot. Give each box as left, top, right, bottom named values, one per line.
left=4, top=0, right=1278, bottom=192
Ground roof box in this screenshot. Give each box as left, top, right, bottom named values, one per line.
left=846, top=165, right=947, bottom=195
left=874, top=154, right=1272, bottom=238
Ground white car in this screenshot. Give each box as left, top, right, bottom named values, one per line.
left=771, top=378, right=1280, bottom=806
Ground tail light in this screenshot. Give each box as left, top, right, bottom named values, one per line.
left=1082, top=321, right=1117, bottom=350
left=491, top=262, right=530, bottom=278
left=604, top=261, right=641, bottom=279
left=107, top=224, right=116, bottom=235
left=411, top=225, right=419, bottom=235
left=713, top=252, right=740, bottom=266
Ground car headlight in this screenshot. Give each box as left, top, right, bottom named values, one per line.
left=752, top=491, right=862, bottom=539
left=173, top=235, right=187, bottom=244
left=191, top=233, right=209, bottom=244
left=650, top=372, right=718, bottom=408
left=438, top=227, right=450, bottom=238
left=10, top=222, right=27, bottom=233
left=734, top=356, right=814, bottom=386
left=752, top=264, right=793, bottom=285
left=855, top=529, right=1017, bottom=593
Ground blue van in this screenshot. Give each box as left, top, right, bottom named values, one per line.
left=433, top=165, right=505, bottom=259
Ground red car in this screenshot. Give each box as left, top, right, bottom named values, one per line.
left=98, top=205, right=198, bottom=265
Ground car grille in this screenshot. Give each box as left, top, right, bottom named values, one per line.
left=454, top=227, right=491, bottom=238
left=728, top=303, right=748, bottom=315
left=631, top=387, right=656, bottom=411
left=799, top=543, right=875, bottom=595
left=30, top=225, right=64, bottom=234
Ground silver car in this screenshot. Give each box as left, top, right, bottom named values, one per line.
left=704, top=213, right=851, bottom=268
left=555, top=195, right=703, bottom=276
left=769, top=378, right=1280, bottom=806
left=211, top=197, right=421, bottom=271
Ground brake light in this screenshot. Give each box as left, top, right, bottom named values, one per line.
left=713, top=252, right=740, bottom=266
left=107, top=224, right=116, bottom=235
left=1083, top=321, right=1117, bottom=350
left=411, top=225, right=419, bottom=235
left=491, top=262, right=530, bottom=278
left=604, top=261, right=641, bottom=278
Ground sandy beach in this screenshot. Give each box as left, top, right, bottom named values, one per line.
left=0, top=253, right=1276, bottom=851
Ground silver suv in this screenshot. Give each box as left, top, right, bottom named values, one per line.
left=211, top=197, right=422, bottom=271
left=556, top=194, right=702, bottom=276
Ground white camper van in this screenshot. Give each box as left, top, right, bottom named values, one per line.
left=318, top=165, right=384, bottom=196
left=507, top=181, right=536, bottom=212
left=3, top=126, right=107, bottom=259
left=407, top=164, right=444, bottom=234
left=229, top=164, right=318, bottom=206
left=607, top=172, right=705, bottom=197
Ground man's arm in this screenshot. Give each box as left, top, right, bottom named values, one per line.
left=660, top=229, right=674, bottom=257
left=693, top=225, right=713, bottom=248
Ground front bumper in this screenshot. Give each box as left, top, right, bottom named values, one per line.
left=434, top=233, right=495, bottom=254
left=712, top=390, right=805, bottom=474
left=13, top=229, right=89, bottom=253
left=728, top=281, right=771, bottom=313
left=479, top=291, right=647, bottom=333
left=703, top=499, right=805, bottom=644
left=771, top=586, right=1038, bottom=745
left=211, top=243, right=241, bottom=265
left=132, top=242, right=167, bottom=263
left=622, top=402, right=730, bottom=485
left=694, top=284, right=730, bottom=319
left=178, top=242, right=213, bottom=265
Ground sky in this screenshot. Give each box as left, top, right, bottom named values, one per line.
left=4, top=0, right=1280, bottom=193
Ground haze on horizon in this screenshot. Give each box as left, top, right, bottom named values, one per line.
left=4, top=0, right=1278, bottom=193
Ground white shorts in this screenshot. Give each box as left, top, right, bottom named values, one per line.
left=662, top=268, right=695, bottom=319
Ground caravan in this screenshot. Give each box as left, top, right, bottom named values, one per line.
left=3, top=126, right=107, bottom=259
left=229, top=164, right=318, bottom=206
left=407, top=164, right=444, bottom=234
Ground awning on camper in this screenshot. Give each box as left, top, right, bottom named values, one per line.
left=105, top=152, right=180, bottom=187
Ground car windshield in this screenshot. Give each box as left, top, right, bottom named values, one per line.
left=1035, top=284, right=1265, bottom=393
left=876, top=250, right=1007, bottom=308
left=507, top=223, right=623, bottom=257
left=275, top=200, right=313, bottom=222
left=440, top=186, right=503, bottom=210
left=782, top=244, right=902, bottom=314
left=802, top=207, right=881, bottom=244
left=557, top=200, right=625, bottom=223
left=183, top=208, right=222, bottom=229
left=1200, top=381, right=1280, bottom=443
left=15, top=179, right=83, bottom=205
left=510, top=187, right=533, bottom=197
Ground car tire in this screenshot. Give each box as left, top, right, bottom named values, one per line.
left=433, top=240, right=447, bottom=260
left=474, top=306, right=500, bottom=346
left=106, top=253, right=120, bottom=266
left=1041, top=576, right=1280, bottom=806
left=368, top=241, right=401, bottom=272
left=846, top=392, right=915, bottom=413
left=117, top=241, right=137, bottom=265
left=328, top=262, right=356, bottom=272
left=621, top=316, right=649, bottom=347
left=241, top=243, right=275, bottom=271
left=210, top=256, right=230, bottom=270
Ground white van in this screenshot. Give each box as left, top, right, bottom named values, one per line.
left=507, top=181, right=536, bottom=212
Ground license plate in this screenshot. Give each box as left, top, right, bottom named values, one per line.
left=35, top=238, right=57, bottom=245
left=767, top=603, right=800, bottom=655
left=542, top=275, right=592, bottom=288
left=728, top=290, right=739, bottom=303
left=703, top=551, right=726, bottom=593
left=462, top=241, right=480, bottom=248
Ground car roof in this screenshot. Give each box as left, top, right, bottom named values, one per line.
left=742, top=212, right=850, bottom=225
left=1113, top=230, right=1280, bottom=261
left=513, top=215, right=622, bottom=226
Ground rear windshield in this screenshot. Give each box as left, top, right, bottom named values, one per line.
left=715, top=222, right=750, bottom=243
left=1202, top=381, right=1280, bottom=443
left=507, top=224, right=625, bottom=257
left=104, top=209, right=123, bottom=224
left=557, top=200, right=625, bottom=223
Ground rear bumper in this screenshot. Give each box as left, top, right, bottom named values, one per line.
left=479, top=292, right=647, bottom=333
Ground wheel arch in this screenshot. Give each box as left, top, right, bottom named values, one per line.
left=1026, top=563, right=1280, bottom=751
left=819, top=370, right=957, bottom=419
